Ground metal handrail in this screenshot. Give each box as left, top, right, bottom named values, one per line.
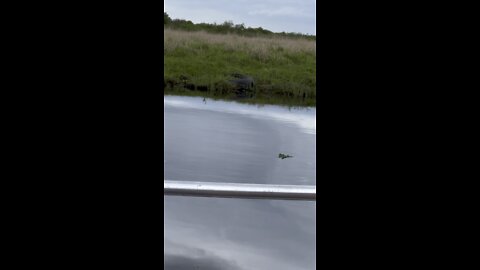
left=164, top=180, right=316, bottom=201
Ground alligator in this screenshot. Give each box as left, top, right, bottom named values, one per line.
left=278, top=153, right=293, bottom=159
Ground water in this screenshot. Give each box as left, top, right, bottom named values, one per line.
left=164, top=95, right=316, bottom=270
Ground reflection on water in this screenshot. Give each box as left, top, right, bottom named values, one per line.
left=164, top=95, right=316, bottom=135
left=164, top=95, right=316, bottom=270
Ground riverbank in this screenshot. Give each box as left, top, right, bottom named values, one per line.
left=164, top=28, right=316, bottom=107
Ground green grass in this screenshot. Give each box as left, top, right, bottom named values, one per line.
left=164, top=28, right=316, bottom=107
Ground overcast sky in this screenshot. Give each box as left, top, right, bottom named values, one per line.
left=164, top=0, right=316, bottom=35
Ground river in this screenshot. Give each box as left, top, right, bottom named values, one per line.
left=164, top=95, right=316, bottom=270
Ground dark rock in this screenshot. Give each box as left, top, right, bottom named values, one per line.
left=229, top=74, right=254, bottom=89
left=184, top=83, right=195, bottom=90
left=228, top=74, right=255, bottom=97
left=197, top=85, right=208, bottom=92
left=165, top=79, right=176, bottom=89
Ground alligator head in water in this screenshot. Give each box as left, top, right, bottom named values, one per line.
left=278, top=153, right=293, bottom=159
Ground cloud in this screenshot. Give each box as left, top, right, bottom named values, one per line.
left=165, top=0, right=316, bottom=35
left=164, top=241, right=242, bottom=270
left=165, top=254, right=241, bottom=270
left=248, top=7, right=307, bottom=17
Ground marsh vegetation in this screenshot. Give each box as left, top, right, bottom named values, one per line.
left=163, top=17, right=316, bottom=107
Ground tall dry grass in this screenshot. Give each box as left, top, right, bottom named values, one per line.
left=164, top=28, right=316, bottom=106
left=164, top=28, right=316, bottom=56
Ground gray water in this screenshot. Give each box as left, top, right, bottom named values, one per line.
left=164, top=96, right=316, bottom=270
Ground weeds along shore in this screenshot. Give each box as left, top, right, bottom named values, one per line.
left=164, top=28, right=316, bottom=106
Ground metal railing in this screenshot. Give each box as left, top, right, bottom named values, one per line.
left=164, top=180, right=316, bottom=201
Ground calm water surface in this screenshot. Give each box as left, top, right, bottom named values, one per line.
left=164, top=95, right=316, bottom=270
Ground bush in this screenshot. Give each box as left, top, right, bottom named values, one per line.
left=164, top=12, right=171, bottom=25
left=163, top=13, right=315, bottom=40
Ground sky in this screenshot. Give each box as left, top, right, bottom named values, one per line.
left=164, top=0, right=316, bottom=35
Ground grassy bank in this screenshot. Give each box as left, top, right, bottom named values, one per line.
left=164, top=28, right=316, bottom=106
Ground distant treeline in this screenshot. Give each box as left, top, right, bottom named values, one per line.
left=164, top=12, right=315, bottom=41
